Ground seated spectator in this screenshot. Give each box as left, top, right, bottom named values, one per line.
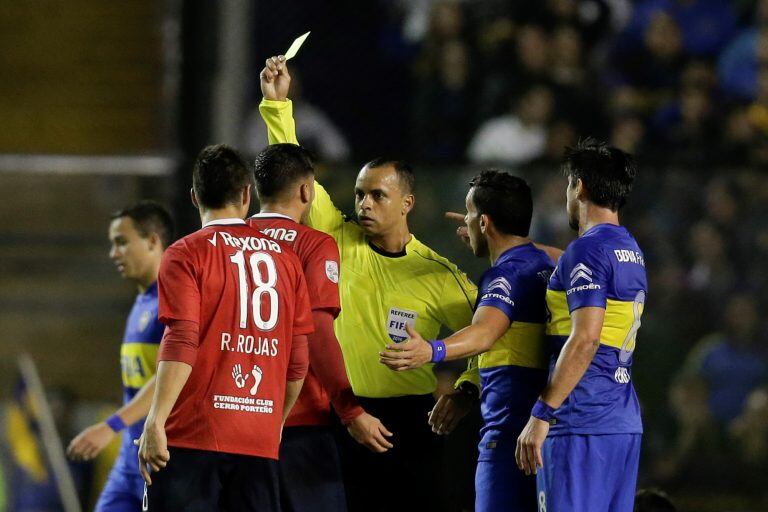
left=467, top=84, right=554, bottom=165
left=634, top=489, right=677, bottom=512
left=717, top=0, right=768, bottom=100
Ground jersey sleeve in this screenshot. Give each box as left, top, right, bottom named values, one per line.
left=476, top=268, right=519, bottom=323
left=561, top=239, right=610, bottom=312
left=437, top=266, right=477, bottom=333
left=158, top=244, right=200, bottom=324
left=292, top=259, right=315, bottom=337
left=258, top=98, right=299, bottom=145
left=303, top=236, right=341, bottom=316
left=259, top=97, right=346, bottom=239
left=454, top=355, right=481, bottom=390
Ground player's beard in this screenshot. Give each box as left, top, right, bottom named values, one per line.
left=568, top=213, right=579, bottom=231
left=473, top=236, right=489, bottom=258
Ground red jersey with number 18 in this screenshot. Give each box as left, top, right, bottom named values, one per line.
left=157, top=218, right=314, bottom=459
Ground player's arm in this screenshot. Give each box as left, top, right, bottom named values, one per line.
left=283, top=333, right=309, bottom=422
left=67, top=375, right=157, bottom=461
left=379, top=307, right=509, bottom=370
left=258, top=55, right=345, bottom=236
left=429, top=356, right=479, bottom=436
left=139, top=357, right=193, bottom=485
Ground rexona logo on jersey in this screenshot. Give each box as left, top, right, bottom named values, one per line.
left=387, top=307, right=418, bottom=342
left=261, top=227, right=297, bottom=242
left=207, top=231, right=282, bottom=253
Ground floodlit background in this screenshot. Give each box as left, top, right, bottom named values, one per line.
left=1, top=1, right=767, bottom=510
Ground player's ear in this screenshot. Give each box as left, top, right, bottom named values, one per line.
left=300, top=182, right=312, bottom=204
left=402, top=193, right=415, bottom=216
left=480, top=214, right=489, bottom=234
left=190, top=188, right=200, bottom=210
left=147, top=231, right=162, bottom=252
left=575, top=178, right=587, bottom=201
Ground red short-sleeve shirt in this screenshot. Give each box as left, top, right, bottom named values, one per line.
left=158, top=219, right=313, bottom=459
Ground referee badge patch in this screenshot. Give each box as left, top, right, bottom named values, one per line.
left=387, top=307, right=418, bottom=342
left=325, top=260, right=339, bottom=283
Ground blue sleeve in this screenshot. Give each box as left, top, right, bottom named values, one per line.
left=476, top=268, right=518, bottom=322
left=561, top=239, right=610, bottom=312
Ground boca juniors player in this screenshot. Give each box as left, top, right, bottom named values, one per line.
left=380, top=171, right=554, bottom=511
left=67, top=201, right=173, bottom=512
left=138, top=144, right=314, bottom=511
left=517, top=138, right=646, bottom=512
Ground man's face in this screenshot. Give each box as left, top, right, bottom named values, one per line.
left=108, top=217, right=154, bottom=283
left=566, top=176, right=580, bottom=231
left=354, top=165, right=411, bottom=237
left=465, top=188, right=488, bottom=257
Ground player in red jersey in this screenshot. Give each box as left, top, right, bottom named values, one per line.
left=247, top=143, right=393, bottom=512
left=138, top=144, right=314, bottom=511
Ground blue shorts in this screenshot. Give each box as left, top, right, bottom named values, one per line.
left=537, top=434, right=641, bottom=512
left=95, top=465, right=145, bottom=512
left=475, top=447, right=536, bottom=512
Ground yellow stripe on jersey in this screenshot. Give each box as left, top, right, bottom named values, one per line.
left=479, top=321, right=547, bottom=370
left=545, top=290, right=644, bottom=350
left=260, top=98, right=477, bottom=397
left=121, top=342, right=158, bottom=389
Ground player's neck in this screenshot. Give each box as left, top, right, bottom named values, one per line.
left=579, top=203, right=620, bottom=236
left=258, top=202, right=301, bottom=223
left=489, top=235, right=530, bottom=265
left=369, top=223, right=412, bottom=253
left=135, top=267, right=158, bottom=294
left=200, top=206, right=247, bottom=226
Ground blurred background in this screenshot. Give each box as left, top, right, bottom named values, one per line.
left=1, top=0, right=767, bottom=510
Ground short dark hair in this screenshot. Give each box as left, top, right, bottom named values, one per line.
left=111, top=200, right=174, bottom=248
left=562, top=137, right=637, bottom=211
left=634, top=489, right=676, bottom=512
left=469, top=170, right=532, bottom=237
left=253, top=144, right=315, bottom=199
left=364, top=157, right=415, bottom=194
left=192, top=144, right=252, bottom=209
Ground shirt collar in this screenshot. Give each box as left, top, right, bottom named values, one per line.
left=203, top=218, right=246, bottom=228
left=250, top=212, right=294, bottom=221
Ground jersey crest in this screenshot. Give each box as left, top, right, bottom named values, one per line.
left=386, top=307, right=418, bottom=343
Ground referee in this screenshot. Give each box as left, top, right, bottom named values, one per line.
left=259, top=55, right=478, bottom=512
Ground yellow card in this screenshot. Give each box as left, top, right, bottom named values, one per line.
left=285, top=31, right=310, bottom=60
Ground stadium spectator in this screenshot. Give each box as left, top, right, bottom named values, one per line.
left=634, top=488, right=677, bottom=512
left=467, top=84, right=554, bottom=165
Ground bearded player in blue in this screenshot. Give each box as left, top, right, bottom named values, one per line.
left=67, top=201, right=173, bottom=511
left=380, top=171, right=556, bottom=511
left=517, top=138, right=647, bottom=512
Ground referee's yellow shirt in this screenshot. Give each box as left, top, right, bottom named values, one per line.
left=260, top=99, right=477, bottom=397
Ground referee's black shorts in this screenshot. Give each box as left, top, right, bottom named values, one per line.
left=146, top=446, right=279, bottom=511
left=336, top=394, right=445, bottom=512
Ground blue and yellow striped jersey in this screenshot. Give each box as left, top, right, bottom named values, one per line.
left=474, top=244, right=552, bottom=454
left=116, top=282, right=163, bottom=474
left=546, top=224, right=647, bottom=435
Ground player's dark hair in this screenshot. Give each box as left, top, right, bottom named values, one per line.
left=634, top=489, right=676, bottom=512
left=469, top=170, right=532, bottom=237
left=253, top=143, right=315, bottom=199
left=192, top=144, right=252, bottom=209
left=562, top=137, right=637, bottom=211
left=111, top=200, right=174, bottom=248
left=364, top=157, right=415, bottom=194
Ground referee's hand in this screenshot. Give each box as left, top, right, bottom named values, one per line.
left=137, top=419, right=170, bottom=485
left=260, top=54, right=291, bottom=101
